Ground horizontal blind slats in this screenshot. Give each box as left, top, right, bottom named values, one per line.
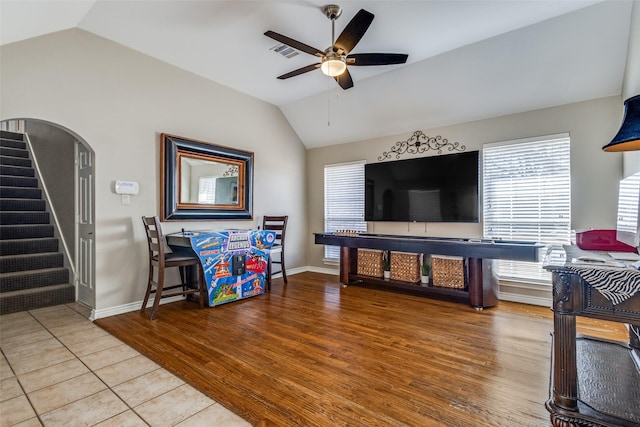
left=483, top=137, right=571, bottom=283
left=324, top=162, right=366, bottom=260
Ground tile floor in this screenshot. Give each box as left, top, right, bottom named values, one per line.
left=0, top=303, right=251, bottom=427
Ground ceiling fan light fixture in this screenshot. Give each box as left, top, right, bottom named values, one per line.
left=321, top=56, right=346, bottom=77
left=265, top=6, right=406, bottom=89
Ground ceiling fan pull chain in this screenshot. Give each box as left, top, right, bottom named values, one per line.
left=328, top=86, right=341, bottom=127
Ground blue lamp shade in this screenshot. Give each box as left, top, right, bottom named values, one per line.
left=603, top=95, right=640, bottom=152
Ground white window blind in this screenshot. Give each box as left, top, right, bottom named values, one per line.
left=198, top=177, right=217, bottom=204
left=483, top=135, right=571, bottom=283
left=616, top=173, right=640, bottom=247
left=324, top=161, right=367, bottom=260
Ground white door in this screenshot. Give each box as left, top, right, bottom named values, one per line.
left=76, top=142, right=95, bottom=307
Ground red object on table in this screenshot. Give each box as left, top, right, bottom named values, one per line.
left=575, top=229, right=637, bottom=252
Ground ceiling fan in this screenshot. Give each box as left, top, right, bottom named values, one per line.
left=264, top=4, right=408, bottom=90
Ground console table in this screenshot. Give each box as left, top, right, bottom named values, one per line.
left=543, top=246, right=640, bottom=427
left=314, top=233, right=543, bottom=309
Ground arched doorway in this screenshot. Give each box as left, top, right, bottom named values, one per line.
left=0, top=118, right=96, bottom=310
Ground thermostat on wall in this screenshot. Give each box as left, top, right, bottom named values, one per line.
left=114, top=180, right=139, bottom=195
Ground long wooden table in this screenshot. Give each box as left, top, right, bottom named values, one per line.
left=314, top=233, right=543, bottom=309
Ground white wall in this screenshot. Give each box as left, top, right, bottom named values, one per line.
left=306, top=96, right=623, bottom=269
left=0, top=29, right=307, bottom=312
left=622, top=0, right=640, bottom=100
left=622, top=0, right=640, bottom=176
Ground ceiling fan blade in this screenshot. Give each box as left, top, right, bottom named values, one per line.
left=347, top=53, right=408, bottom=66
left=334, top=69, right=354, bottom=90
left=277, top=63, right=321, bottom=80
left=334, top=9, right=374, bottom=55
left=264, top=30, right=324, bottom=57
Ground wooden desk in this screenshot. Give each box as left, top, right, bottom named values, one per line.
left=314, top=233, right=543, bottom=309
left=544, top=246, right=640, bottom=427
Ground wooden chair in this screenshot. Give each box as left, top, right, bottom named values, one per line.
left=140, top=216, right=205, bottom=320
left=263, top=215, right=288, bottom=289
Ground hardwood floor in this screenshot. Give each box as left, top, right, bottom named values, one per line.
left=95, top=272, right=627, bottom=427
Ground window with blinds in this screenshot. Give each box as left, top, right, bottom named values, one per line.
left=483, top=135, right=571, bottom=284
left=198, top=177, right=216, bottom=203
left=615, top=172, right=640, bottom=247
left=324, top=161, right=367, bottom=261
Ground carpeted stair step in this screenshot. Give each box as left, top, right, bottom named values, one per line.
left=0, top=187, right=42, bottom=199
left=0, top=224, right=54, bottom=239
left=0, top=156, right=32, bottom=168
left=0, top=175, right=38, bottom=188
left=0, top=199, right=45, bottom=211
left=0, top=165, right=34, bottom=177
left=0, top=211, right=49, bottom=225
left=0, top=237, right=58, bottom=256
left=0, top=284, right=75, bottom=315
left=0, top=131, right=24, bottom=141
left=0, top=147, right=28, bottom=158
left=0, top=252, right=64, bottom=273
left=0, top=267, right=69, bottom=293
left=0, top=139, right=26, bottom=150
left=0, top=130, right=76, bottom=315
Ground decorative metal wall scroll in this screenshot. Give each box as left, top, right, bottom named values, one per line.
left=377, top=130, right=465, bottom=161
left=223, top=165, right=239, bottom=177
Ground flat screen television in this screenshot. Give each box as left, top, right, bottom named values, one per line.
left=365, top=151, right=479, bottom=222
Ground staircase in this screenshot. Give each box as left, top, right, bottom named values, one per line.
left=0, top=130, right=75, bottom=314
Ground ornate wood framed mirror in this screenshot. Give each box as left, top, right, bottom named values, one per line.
left=161, top=134, right=253, bottom=221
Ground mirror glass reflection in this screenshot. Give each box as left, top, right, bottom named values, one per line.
left=178, top=154, right=240, bottom=206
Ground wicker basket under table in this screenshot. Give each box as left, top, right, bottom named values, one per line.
left=357, top=249, right=384, bottom=278
left=390, top=251, right=420, bottom=283
left=432, top=255, right=466, bottom=288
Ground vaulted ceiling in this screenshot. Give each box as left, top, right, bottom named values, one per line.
left=0, top=1, right=633, bottom=147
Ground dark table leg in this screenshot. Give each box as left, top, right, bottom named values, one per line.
left=467, top=258, right=498, bottom=309
left=550, top=271, right=578, bottom=414
left=339, top=247, right=350, bottom=284
left=552, top=310, right=578, bottom=410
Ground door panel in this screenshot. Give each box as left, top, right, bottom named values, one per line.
left=76, top=142, right=95, bottom=308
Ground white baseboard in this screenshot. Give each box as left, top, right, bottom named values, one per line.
left=271, top=266, right=310, bottom=278
left=305, top=266, right=339, bottom=275
left=271, top=266, right=338, bottom=277
left=93, top=296, right=185, bottom=320
left=498, top=292, right=551, bottom=307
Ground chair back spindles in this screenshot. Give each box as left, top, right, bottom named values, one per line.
left=140, top=216, right=205, bottom=319
left=262, top=215, right=288, bottom=287
left=143, top=217, right=164, bottom=260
